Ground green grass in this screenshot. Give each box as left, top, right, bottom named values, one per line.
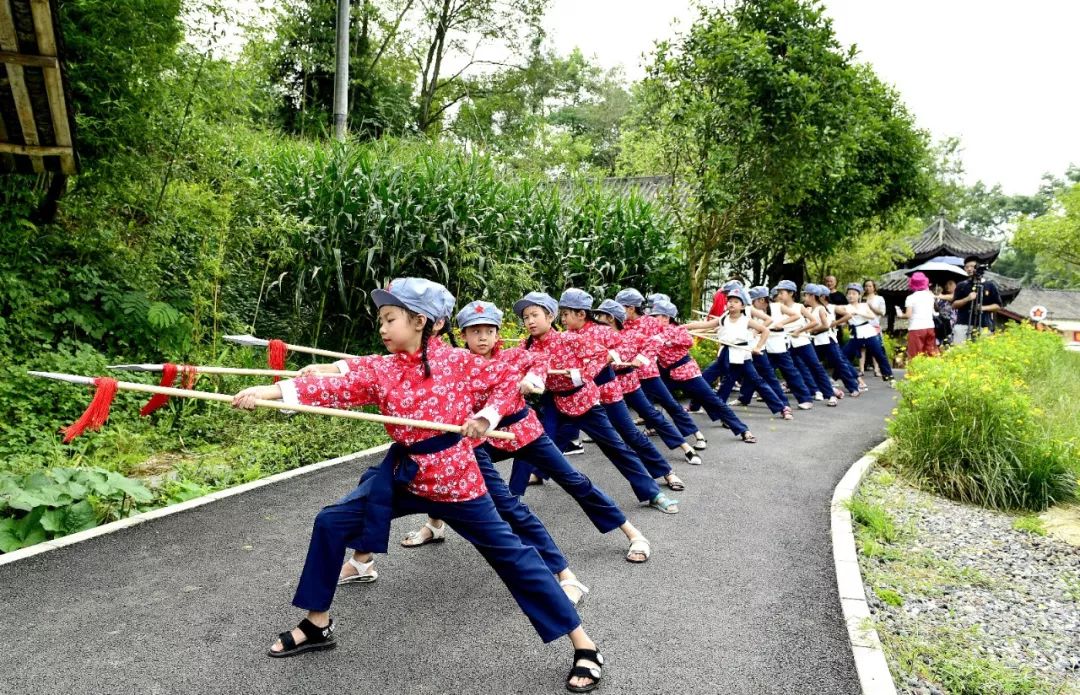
left=846, top=498, right=900, bottom=544
left=1028, top=348, right=1080, bottom=483
left=881, top=624, right=1060, bottom=695
left=1011, top=515, right=1048, bottom=536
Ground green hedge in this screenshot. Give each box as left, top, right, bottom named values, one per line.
left=888, top=324, right=1077, bottom=511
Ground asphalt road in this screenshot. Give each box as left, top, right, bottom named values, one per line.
left=1, top=383, right=896, bottom=695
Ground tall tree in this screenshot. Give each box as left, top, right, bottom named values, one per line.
left=621, top=0, right=930, bottom=306
left=409, top=0, right=547, bottom=133
left=450, top=48, right=631, bottom=176
left=252, top=0, right=417, bottom=139
left=1010, top=181, right=1080, bottom=287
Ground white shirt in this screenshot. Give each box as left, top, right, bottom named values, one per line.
left=905, top=291, right=936, bottom=331
left=866, top=295, right=886, bottom=329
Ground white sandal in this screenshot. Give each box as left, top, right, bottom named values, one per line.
left=337, top=557, right=378, bottom=585
left=401, top=521, right=447, bottom=548
left=559, top=578, right=590, bottom=606
left=626, top=536, right=651, bottom=563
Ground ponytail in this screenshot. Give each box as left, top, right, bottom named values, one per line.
left=408, top=312, right=435, bottom=379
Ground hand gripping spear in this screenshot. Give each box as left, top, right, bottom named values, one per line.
left=29, top=371, right=515, bottom=442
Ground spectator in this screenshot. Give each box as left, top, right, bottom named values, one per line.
left=824, top=275, right=848, bottom=341
left=824, top=275, right=847, bottom=306
left=902, top=272, right=938, bottom=359
left=951, top=256, right=1001, bottom=344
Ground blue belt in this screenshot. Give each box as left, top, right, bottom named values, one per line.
left=355, top=430, right=462, bottom=553
left=659, top=354, right=692, bottom=377
left=499, top=405, right=531, bottom=427
left=593, top=364, right=617, bottom=386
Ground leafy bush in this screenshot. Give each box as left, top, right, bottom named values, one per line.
left=0, top=467, right=153, bottom=552
left=889, top=324, right=1077, bottom=511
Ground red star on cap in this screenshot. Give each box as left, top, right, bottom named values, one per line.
left=475, top=304, right=484, bottom=313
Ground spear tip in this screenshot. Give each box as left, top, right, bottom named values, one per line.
left=107, top=364, right=160, bottom=372
left=223, top=334, right=270, bottom=347
left=27, top=371, right=95, bottom=385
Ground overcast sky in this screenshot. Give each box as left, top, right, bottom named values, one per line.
left=544, top=0, right=1080, bottom=195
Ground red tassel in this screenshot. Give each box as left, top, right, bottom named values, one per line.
left=62, top=377, right=119, bottom=443
left=139, top=363, right=179, bottom=417
left=267, top=339, right=287, bottom=382
left=180, top=365, right=199, bottom=390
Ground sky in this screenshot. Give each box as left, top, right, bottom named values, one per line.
left=543, top=0, right=1080, bottom=195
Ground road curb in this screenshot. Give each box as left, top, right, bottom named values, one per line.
left=0, top=442, right=392, bottom=567
left=831, top=438, right=898, bottom=695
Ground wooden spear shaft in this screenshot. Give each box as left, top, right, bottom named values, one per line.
left=28, top=372, right=515, bottom=441
left=109, top=364, right=307, bottom=378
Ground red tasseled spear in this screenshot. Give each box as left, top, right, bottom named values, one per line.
left=267, top=339, right=287, bottom=382
left=139, top=362, right=179, bottom=416
left=61, top=377, right=119, bottom=442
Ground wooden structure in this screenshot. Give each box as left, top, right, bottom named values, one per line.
left=0, top=0, right=77, bottom=174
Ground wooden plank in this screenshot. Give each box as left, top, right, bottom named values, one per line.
left=3, top=63, right=44, bottom=171
left=0, top=0, right=43, bottom=172
left=0, top=50, right=57, bottom=68
left=0, top=0, right=16, bottom=50
left=30, top=0, right=75, bottom=173
left=0, top=141, right=70, bottom=156
left=28, top=0, right=53, bottom=54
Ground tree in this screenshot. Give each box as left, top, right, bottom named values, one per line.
left=250, top=0, right=418, bottom=139
left=621, top=0, right=930, bottom=306
left=450, top=48, right=632, bottom=176
left=409, top=0, right=548, bottom=133
left=1010, top=182, right=1080, bottom=288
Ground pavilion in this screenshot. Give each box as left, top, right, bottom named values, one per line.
left=877, top=217, right=1022, bottom=331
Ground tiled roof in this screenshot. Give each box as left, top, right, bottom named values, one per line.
left=1010, top=288, right=1080, bottom=320
left=909, top=218, right=999, bottom=264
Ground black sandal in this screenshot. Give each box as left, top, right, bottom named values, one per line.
left=741, top=431, right=757, bottom=444
left=267, top=618, right=336, bottom=658
left=566, top=647, right=604, bottom=693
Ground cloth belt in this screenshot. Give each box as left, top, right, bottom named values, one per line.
left=613, top=365, right=636, bottom=375
left=593, top=364, right=617, bottom=386
left=355, top=430, right=462, bottom=553
left=498, top=405, right=531, bottom=428
left=658, top=353, right=692, bottom=377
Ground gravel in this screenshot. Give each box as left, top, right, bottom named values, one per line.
left=857, top=470, right=1080, bottom=693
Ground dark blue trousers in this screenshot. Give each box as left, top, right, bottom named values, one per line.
left=292, top=484, right=580, bottom=642
left=816, top=340, right=861, bottom=394
left=640, top=376, right=699, bottom=437
left=738, top=352, right=792, bottom=407
left=698, top=353, right=727, bottom=388
left=790, top=342, right=836, bottom=397
left=665, top=374, right=748, bottom=436
left=755, top=350, right=815, bottom=405
left=624, top=386, right=686, bottom=450
left=541, top=401, right=661, bottom=503
left=718, top=353, right=787, bottom=414
left=473, top=446, right=567, bottom=575
left=690, top=354, right=727, bottom=412
left=601, top=399, right=673, bottom=478
left=493, top=436, right=627, bottom=533
left=842, top=334, right=893, bottom=379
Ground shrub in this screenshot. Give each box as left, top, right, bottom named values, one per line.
left=0, top=466, right=154, bottom=552
left=889, top=324, right=1077, bottom=511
